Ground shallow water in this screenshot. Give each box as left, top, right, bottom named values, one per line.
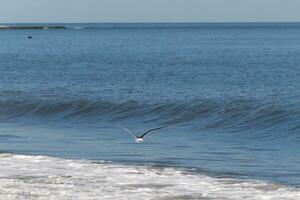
left=1, top=23, right=300, bottom=192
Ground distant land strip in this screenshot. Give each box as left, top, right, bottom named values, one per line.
left=0, top=25, right=66, bottom=30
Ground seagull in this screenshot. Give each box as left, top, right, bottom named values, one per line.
left=116, top=124, right=167, bottom=143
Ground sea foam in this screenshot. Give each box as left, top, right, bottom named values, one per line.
left=0, top=154, right=299, bottom=200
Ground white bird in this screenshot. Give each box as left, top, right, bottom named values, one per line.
left=116, top=124, right=167, bottom=143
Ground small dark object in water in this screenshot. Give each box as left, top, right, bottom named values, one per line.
left=28, top=36, right=32, bottom=39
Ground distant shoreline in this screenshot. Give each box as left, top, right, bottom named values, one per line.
left=1, top=22, right=300, bottom=31
left=1, top=22, right=300, bottom=29
left=0, top=25, right=66, bottom=30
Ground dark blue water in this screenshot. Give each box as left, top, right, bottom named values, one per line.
left=1, top=23, right=300, bottom=186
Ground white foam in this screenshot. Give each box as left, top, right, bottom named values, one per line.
left=0, top=154, right=299, bottom=200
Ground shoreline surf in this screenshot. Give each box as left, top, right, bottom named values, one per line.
left=0, top=153, right=299, bottom=200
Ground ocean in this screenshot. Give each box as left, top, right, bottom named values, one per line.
left=0, top=23, right=300, bottom=199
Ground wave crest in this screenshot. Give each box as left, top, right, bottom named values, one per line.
left=0, top=97, right=299, bottom=133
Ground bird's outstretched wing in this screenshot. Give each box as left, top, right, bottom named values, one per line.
left=116, top=124, right=137, bottom=138
left=140, top=126, right=167, bottom=138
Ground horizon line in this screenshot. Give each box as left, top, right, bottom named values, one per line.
left=1, top=21, right=300, bottom=24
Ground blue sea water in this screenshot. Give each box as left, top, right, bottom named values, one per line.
left=1, top=23, right=300, bottom=188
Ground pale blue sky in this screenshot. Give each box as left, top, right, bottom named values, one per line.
left=0, top=0, right=300, bottom=23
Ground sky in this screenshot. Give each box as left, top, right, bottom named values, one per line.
left=0, top=0, right=300, bottom=23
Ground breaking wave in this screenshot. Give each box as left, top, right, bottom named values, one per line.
left=0, top=153, right=299, bottom=200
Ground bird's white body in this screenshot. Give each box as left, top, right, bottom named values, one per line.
left=135, top=138, right=144, bottom=143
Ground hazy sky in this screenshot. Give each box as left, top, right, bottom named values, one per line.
left=0, top=0, right=300, bottom=23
